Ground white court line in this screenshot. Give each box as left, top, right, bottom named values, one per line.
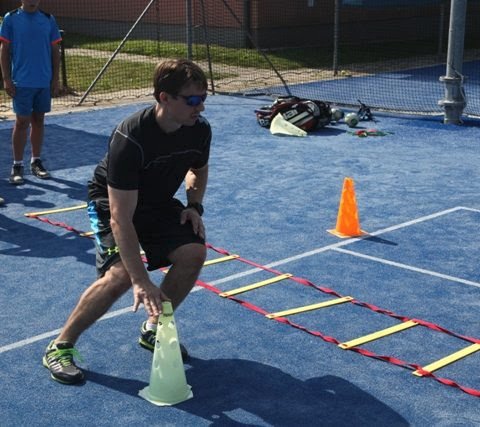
left=0, top=307, right=133, bottom=354
left=260, top=206, right=471, bottom=270
left=1, top=206, right=476, bottom=354
left=333, top=248, right=480, bottom=289
left=209, top=206, right=471, bottom=284
left=458, top=207, right=480, bottom=213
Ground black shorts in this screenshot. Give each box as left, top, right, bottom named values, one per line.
left=87, top=198, right=205, bottom=277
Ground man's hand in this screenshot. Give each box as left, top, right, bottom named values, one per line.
left=3, top=79, right=15, bottom=98
left=181, top=208, right=205, bottom=239
left=51, top=79, right=60, bottom=97
left=132, top=280, right=170, bottom=316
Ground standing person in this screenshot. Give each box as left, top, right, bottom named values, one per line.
left=0, top=0, right=61, bottom=185
left=43, top=59, right=211, bottom=384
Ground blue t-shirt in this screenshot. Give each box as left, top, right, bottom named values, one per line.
left=0, top=8, right=62, bottom=88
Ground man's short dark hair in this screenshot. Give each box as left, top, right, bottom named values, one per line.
left=153, top=59, right=208, bottom=102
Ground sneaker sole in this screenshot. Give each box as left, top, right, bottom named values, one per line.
left=32, top=173, right=51, bottom=179
left=138, top=337, right=154, bottom=352
left=9, top=178, right=24, bottom=185
left=42, top=356, right=85, bottom=385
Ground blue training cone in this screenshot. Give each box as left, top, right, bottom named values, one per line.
left=139, top=301, right=193, bottom=406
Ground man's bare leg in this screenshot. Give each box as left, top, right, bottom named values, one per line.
left=56, top=262, right=132, bottom=344
left=30, top=111, right=45, bottom=158
left=12, top=115, right=30, bottom=162
left=147, top=242, right=206, bottom=324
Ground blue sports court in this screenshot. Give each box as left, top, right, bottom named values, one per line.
left=0, top=67, right=479, bottom=425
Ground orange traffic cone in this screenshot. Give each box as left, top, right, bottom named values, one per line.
left=328, top=177, right=368, bottom=238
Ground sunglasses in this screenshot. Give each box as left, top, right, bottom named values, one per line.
left=175, top=93, right=207, bottom=107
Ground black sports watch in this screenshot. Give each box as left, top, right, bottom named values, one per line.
left=186, top=202, right=204, bottom=216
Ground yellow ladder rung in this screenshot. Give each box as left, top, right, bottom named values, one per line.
left=161, top=254, right=239, bottom=274
left=25, top=203, right=88, bottom=217
left=413, top=343, right=480, bottom=377
left=79, top=231, right=93, bottom=237
left=339, top=320, right=419, bottom=350
left=219, top=273, right=292, bottom=297
left=203, top=254, right=240, bottom=266
left=266, top=296, right=353, bottom=319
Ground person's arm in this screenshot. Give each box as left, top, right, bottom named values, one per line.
left=181, top=163, right=208, bottom=238
left=0, top=41, right=14, bottom=98
left=50, top=42, right=61, bottom=96
left=108, top=185, right=168, bottom=316
left=186, top=163, right=208, bottom=205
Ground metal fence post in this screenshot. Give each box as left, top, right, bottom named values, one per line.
left=59, top=30, right=68, bottom=92
left=439, top=0, right=467, bottom=124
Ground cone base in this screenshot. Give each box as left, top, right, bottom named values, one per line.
left=139, top=385, right=193, bottom=406
left=328, top=228, right=368, bottom=238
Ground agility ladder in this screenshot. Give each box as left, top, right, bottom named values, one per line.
left=25, top=204, right=480, bottom=398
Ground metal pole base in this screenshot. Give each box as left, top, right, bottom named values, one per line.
left=438, top=76, right=466, bottom=125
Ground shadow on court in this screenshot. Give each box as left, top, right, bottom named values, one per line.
left=86, top=357, right=408, bottom=427
left=0, top=213, right=93, bottom=266
left=0, top=125, right=107, bottom=174
left=0, top=176, right=87, bottom=209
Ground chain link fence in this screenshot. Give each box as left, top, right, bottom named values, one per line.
left=1, top=0, right=479, bottom=117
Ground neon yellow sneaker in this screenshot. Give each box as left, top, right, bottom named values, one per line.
left=43, top=340, right=84, bottom=384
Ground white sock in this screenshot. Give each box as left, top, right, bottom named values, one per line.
left=31, top=157, right=40, bottom=164
left=13, top=160, right=24, bottom=166
left=146, top=322, right=157, bottom=331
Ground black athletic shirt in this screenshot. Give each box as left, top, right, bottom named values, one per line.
left=88, top=105, right=211, bottom=208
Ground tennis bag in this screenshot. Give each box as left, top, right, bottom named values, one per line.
left=255, top=96, right=332, bottom=132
